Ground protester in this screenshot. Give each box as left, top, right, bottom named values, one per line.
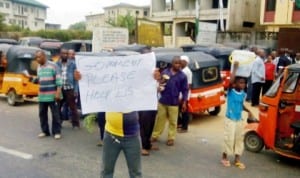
left=138, top=46, right=158, bottom=156
left=151, top=56, right=188, bottom=146
left=32, top=50, right=62, bottom=140
left=221, top=61, right=254, bottom=169
left=246, top=47, right=258, bottom=102
left=177, top=55, right=192, bottom=133
left=74, top=65, right=160, bottom=178
left=262, top=55, right=275, bottom=95
left=251, top=49, right=265, bottom=107
left=68, top=49, right=76, bottom=60
left=277, top=48, right=291, bottom=77
left=56, top=49, right=80, bottom=128
left=97, top=112, right=106, bottom=147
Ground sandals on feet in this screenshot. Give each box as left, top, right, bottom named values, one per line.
left=235, top=162, right=246, bottom=169
left=221, top=159, right=231, bottom=167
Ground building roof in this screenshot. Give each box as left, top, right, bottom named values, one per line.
left=103, top=2, right=147, bottom=9
left=86, top=13, right=105, bottom=18
left=11, top=0, right=48, bottom=8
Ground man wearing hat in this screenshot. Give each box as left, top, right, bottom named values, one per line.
left=178, top=55, right=192, bottom=133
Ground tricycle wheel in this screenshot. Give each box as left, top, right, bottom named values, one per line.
left=7, top=90, right=18, bottom=106
left=244, top=131, right=264, bottom=153
left=208, top=106, right=221, bottom=116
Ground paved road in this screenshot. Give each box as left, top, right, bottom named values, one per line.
left=0, top=97, right=300, bottom=178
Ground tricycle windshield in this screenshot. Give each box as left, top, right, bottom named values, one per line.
left=283, top=72, right=299, bottom=93
left=19, top=58, right=38, bottom=76
left=265, top=73, right=283, bottom=97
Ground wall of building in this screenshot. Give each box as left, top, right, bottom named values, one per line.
left=105, top=6, right=147, bottom=24
left=260, top=0, right=300, bottom=32
left=227, top=0, right=261, bottom=31
left=0, top=0, right=46, bottom=30
left=86, top=14, right=106, bottom=31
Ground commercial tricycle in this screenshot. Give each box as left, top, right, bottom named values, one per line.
left=155, top=51, right=226, bottom=118
left=244, top=64, right=300, bottom=160
left=0, top=46, right=40, bottom=105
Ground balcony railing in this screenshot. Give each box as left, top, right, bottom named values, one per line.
left=152, top=8, right=228, bottom=20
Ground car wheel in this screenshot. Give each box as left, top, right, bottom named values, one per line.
left=244, top=131, right=264, bottom=153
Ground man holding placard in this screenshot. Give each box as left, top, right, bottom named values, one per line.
left=75, top=52, right=159, bottom=178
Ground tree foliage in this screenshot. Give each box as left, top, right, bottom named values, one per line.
left=68, top=21, right=86, bottom=31
left=0, top=15, right=92, bottom=41
left=107, top=13, right=136, bottom=35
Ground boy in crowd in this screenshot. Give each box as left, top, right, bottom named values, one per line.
left=221, top=61, right=254, bottom=169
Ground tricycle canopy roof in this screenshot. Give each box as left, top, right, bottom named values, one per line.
left=0, top=38, right=18, bottom=45
left=0, top=44, right=14, bottom=55
left=155, top=51, right=219, bottom=71
left=113, top=44, right=149, bottom=53
left=287, top=64, right=300, bottom=73
left=6, top=46, right=42, bottom=73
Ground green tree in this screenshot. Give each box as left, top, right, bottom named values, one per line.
left=0, top=13, right=7, bottom=31
left=108, top=13, right=136, bottom=35
left=68, top=21, right=86, bottom=31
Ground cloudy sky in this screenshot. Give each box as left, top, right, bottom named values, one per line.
left=38, top=0, right=150, bottom=29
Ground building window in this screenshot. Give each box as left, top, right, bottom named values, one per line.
left=35, top=22, right=38, bottom=27
left=266, top=0, right=276, bottom=11
left=0, top=2, right=4, bottom=7
left=143, top=11, right=148, bottom=16
left=212, top=0, right=228, bottom=9
left=5, top=3, right=10, bottom=8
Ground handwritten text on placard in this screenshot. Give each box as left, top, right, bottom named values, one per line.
left=76, top=53, right=158, bottom=114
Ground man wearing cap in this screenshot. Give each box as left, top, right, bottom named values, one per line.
left=178, top=55, right=192, bottom=133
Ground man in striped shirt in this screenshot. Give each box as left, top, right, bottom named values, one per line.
left=34, top=50, right=62, bottom=140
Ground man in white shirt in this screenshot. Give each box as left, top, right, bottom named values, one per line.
left=178, top=55, right=192, bottom=133
left=251, top=49, right=266, bottom=107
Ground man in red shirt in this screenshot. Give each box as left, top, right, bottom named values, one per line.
left=263, top=55, right=275, bottom=95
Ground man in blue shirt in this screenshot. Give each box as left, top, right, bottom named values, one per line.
left=151, top=56, right=188, bottom=146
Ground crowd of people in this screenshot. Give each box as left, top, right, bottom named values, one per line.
left=247, top=47, right=297, bottom=107
left=30, top=46, right=298, bottom=178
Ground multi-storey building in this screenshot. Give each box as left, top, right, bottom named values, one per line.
left=261, top=0, right=300, bottom=32
left=45, top=23, right=61, bottom=30
left=149, top=0, right=261, bottom=47
left=86, top=3, right=150, bottom=32
left=0, top=0, right=47, bottom=30
left=104, top=3, right=150, bottom=24
left=260, top=0, right=300, bottom=51
left=85, top=13, right=106, bottom=31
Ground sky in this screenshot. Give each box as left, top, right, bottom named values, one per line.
left=38, top=0, right=150, bottom=29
